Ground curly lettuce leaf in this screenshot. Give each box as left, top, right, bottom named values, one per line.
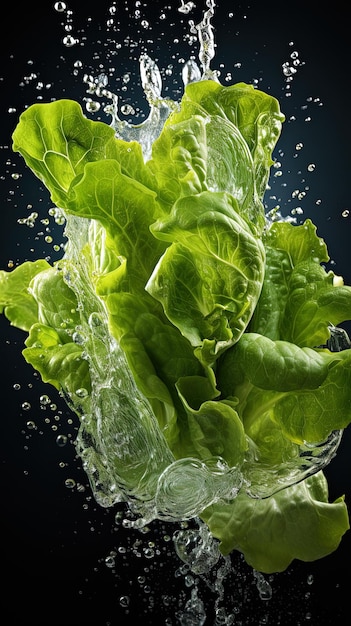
left=146, top=191, right=265, bottom=361
left=249, top=219, right=351, bottom=346
left=201, top=472, right=349, bottom=573
left=161, top=80, right=285, bottom=230
left=218, top=331, right=351, bottom=444
left=11, top=99, right=156, bottom=210
left=0, top=260, right=51, bottom=331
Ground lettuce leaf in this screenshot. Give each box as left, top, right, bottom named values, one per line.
left=1, top=80, right=350, bottom=573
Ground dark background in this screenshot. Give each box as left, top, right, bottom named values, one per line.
left=1, top=1, right=350, bottom=624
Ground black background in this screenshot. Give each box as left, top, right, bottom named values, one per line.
left=1, top=1, right=351, bottom=624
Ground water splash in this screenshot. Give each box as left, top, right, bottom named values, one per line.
left=189, top=0, right=218, bottom=81
left=81, top=0, right=218, bottom=159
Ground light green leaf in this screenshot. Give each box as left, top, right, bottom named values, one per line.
left=23, top=323, right=91, bottom=400
left=201, top=472, right=349, bottom=573
left=166, top=80, right=285, bottom=228
left=0, top=260, right=50, bottom=331
left=249, top=219, right=351, bottom=346
left=218, top=333, right=351, bottom=444
left=147, top=191, right=265, bottom=360
left=12, top=99, right=157, bottom=210
left=66, top=159, right=166, bottom=293
left=147, top=114, right=207, bottom=208
left=176, top=377, right=247, bottom=467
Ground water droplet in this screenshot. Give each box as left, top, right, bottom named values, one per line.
left=56, top=434, right=68, bottom=447
left=63, top=35, right=78, bottom=47
left=85, top=100, right=101, bottom=113
left=253, top=571, right=273, bottom=601
left=178, top=1, right=196, bottom=14
left=120, top=104, right=136, bottom=115
left=40, top=394, right=51, bottom=405
left=75, top=387, right=89, bottom=398
left=54, top=1, right=66, bottom=11
left=143, top=547, right=155, bottom=559
left=65, top=478, right=76, bottom=489
left=342, top=209, right=349, bottom=218
left=105, top=555, right=116, bottom=568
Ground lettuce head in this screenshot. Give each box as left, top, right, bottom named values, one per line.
left=1, top=79, right=350, bottom=573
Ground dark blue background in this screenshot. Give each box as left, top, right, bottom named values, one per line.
left=1, top=2, right=350, bottom=624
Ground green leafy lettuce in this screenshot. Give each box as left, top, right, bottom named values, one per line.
left=1, top=80, right=350, bottom=573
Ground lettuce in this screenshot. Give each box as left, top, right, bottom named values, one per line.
left=1, top=80, right=350, bottom=573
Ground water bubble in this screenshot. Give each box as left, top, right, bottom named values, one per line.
left=65, top=478, right=76, bottom=489
left=342, top=209, right=350, bottom=218
left=85, top=100, right=101, bottom=113
left=75, top=387, right=89, bottom=398
left=119, top=595, right=130, bottom=608
left=120, top=104, right=136, bottom=115
left=143, top=546, right=155, bottom=559
left=282, top=62, right=297, bottom=77
left=63, top=35, right=78, bottom=47
left=40, top=394, right=51, bottom=405
left=56, top=434, right=68, bottom=447
left=54, top=1, right=66, bottom=11
left=105, top=555, right=116, bottom=568
left=21, top=402, right=31, bottom=411
left=307, top=163, right=316, bottom=172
